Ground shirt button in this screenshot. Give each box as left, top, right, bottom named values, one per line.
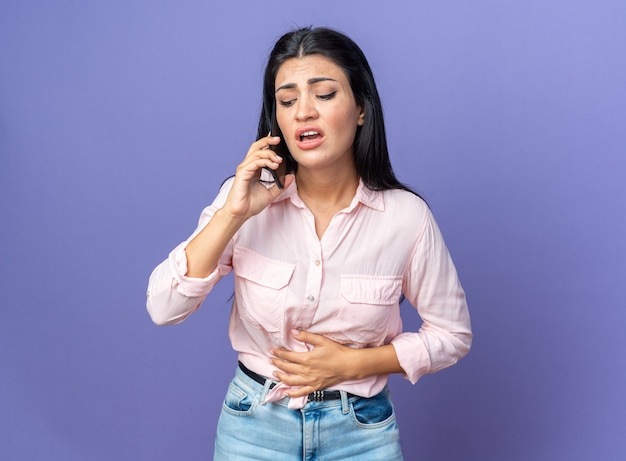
left=307, top=295, right=315, bottom=302
left=315, top=260, right=321, bottom=266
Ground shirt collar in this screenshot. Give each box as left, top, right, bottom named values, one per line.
left=273, top=178, right=385, bottom=212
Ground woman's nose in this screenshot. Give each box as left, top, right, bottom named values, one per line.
left=295, top=96, right=318, bottom=121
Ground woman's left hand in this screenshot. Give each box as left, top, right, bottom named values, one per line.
left=270, top=330, right=357, bottom=398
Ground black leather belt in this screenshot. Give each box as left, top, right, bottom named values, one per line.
left=238, top=361, right=356, bottom=402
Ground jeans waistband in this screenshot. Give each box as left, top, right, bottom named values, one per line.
left=238, top=361, right=357, bottom=402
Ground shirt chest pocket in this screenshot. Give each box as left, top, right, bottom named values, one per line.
left=334, top=275, right=403, bottom=346
left=233, top=247, right=295, bottom=335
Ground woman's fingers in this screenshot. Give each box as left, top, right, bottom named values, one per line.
left=245, top=134, right=281, bottom=158
left=223, top=135, right=286, bottom=218
left=237, top=136, right=283, bottom=178
left=235, top=155, right=280, bottom=180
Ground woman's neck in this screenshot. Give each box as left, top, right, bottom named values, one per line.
left=295, top=166, right=360, bottom=240
left=296, top=167, right=360, bottom=211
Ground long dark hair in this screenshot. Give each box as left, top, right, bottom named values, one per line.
left=257, top=26, right=413, bottom=193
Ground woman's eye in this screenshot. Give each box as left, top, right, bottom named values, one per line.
left=279, top=99, right=296, bottom=107
left=317, top=91, right=337, bottom=101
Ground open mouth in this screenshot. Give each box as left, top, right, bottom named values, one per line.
left=299, top=130, right=321, bottom=142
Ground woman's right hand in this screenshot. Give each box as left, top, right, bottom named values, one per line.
left=222, top=134, right=293, bottom=220
left=184, top=135, right=293, bottom=278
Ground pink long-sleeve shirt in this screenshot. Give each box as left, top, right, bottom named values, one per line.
left=147, top=177, right=472, bottom=409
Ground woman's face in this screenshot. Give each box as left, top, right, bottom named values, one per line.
left=274, top=55, right=365, bottom=175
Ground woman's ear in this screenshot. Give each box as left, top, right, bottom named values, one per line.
left=357, top=105, right=365, bottom=126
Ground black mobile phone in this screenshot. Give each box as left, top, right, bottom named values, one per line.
left=264, top=107, right=286, bottom=189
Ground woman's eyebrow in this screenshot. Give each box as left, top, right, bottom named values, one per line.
left=275, top=77, right=338, bottom=93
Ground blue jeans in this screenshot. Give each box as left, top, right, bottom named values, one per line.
left=214, top=366, right=403, bottom=460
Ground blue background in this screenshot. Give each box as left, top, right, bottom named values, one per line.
left=1, top=1, right=625, bottom=459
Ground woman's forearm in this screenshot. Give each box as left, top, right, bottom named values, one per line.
left=184, top=207, right=246, bottom=278
left=348, top=344, right=405, bottom=380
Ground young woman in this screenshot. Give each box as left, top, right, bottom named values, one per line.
left=147, top=26, right=472, bottom=460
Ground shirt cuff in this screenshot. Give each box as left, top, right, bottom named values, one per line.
left=167, top=241, right=221, bottom=297
left=390, top=333, right=431, bottom=384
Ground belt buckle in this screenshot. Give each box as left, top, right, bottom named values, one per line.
left=309, top=390, right=324, bottom=402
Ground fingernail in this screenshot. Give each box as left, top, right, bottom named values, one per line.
left=291, top=328, right=300, bottom=338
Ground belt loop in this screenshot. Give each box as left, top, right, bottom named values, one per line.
left=260, top=377, right=273, bottom=404
left=340, top=390, right=350, bottom=415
